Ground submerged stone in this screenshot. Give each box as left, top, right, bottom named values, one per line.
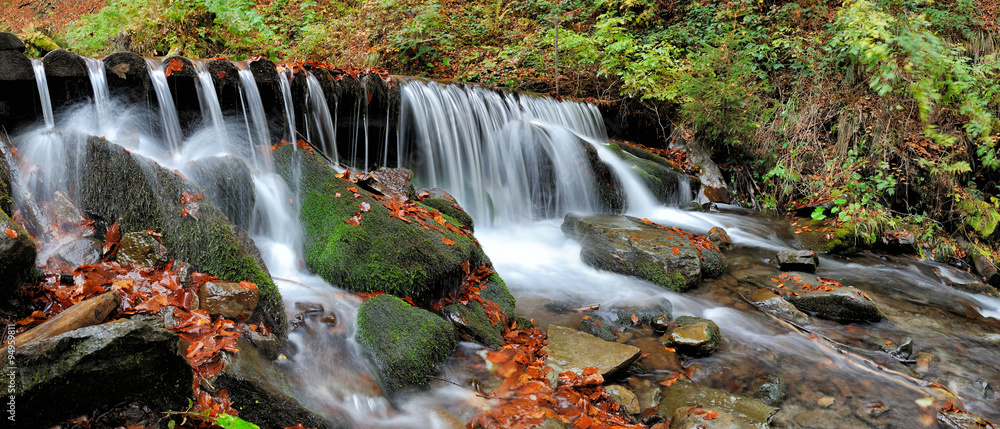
left=707, top=226, right=732, bottom=251
left=657, top=381, right=777, bottom=428
left=53, top=237, right=103, bottom=267
left=670, top=407, right=756, bottom=429
left=606, top=385, right=641, bottom=414
left=662, top=315, right=721, bottom=357
left=543, top=325, right=641, bottom=385
left=748, top=374, right=788, bottom=407
left=744, top=272, right=886, bottom=323
left=562, top=213, right=725, bottom=292
left=777, top=249, right=819, bottom=273
left=356, top=294, right=457, bottom=394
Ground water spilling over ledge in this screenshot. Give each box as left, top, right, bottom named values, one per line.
left=0, top=44, right=998, bottom=428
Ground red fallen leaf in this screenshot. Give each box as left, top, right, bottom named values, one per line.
left=442, top=193, right=454, bottom=201
left=144, top=229, right=162, bottom=237
left=165, top=58, right=184, bottom=77
left=704, top=411, right=719, bottom=420
left=433, top=215, right=446, bottom=225
left=346, top=187, right=358, bottom=193
left=672, top=247, right=680, bottom=255
left=239, top=281, right=257, bottom=290
left=366, top=92, right=373, bottom=105
left=441, top=238, right=456, bottom=246
left=360, top=201, right=371, bottom=212
left=353, top=193, right=361, bottom=198
left=631, top=314, right=639, bottom=324
left=885, top=341, right=893, bottom=345
left=417, top=190, right=430, bottom=200
left=3, top=228, right=15, bottom=239
left=217, top=71, right=226, bottom=79
left=344, top=212, right=362, bottom=226
left=284, top=425, right=309, bottom=429
left=180, top=191, right=204, bottom=204
left=337, top=168, right=352, bottom=181
left=334, top=192, right=342, bottom=198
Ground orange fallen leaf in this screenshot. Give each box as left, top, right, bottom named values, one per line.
left=4, top=228, right=16, bottom=239
left=630, top=314, right=639, bottom=324
left=217, top=71, right=226, bottom=79
left=704, top=411, right=719, bottom=420
left=441, top=238, right=456, bottom=246
left=239, top=281, right=257, bottom=290
left=672, top=247, right=680, bottom=255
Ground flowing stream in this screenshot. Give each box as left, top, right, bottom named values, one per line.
left=6, top=56, right=999, bottom=428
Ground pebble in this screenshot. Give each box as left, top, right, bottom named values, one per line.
left=817, top=396, right=836, bottom=407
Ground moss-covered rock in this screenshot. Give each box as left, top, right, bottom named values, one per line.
left=0, top=147, right=13, bottom=216
left=743, top=272, right=886, bottom=323
left=662, top=315, right=721, bottom=357
left=422, top=197, right=474, bottom=230
left=79, top=136, right=287, bottom=339
left=607, top=142, right=694, bottom=206
left=440, top=274, right=516, bottom=348
left=0, top=209, right=36, bottom=316
left=187, top=155, right=256, bottom=231
left=581, top=142, right=625, bottom=213
left=794, top=218, right=866, bottom=254
left=3, top=318, right=193, bottom=428
left=562, top=213, right=725, bottom=291
left=273, top=144, right=487, bottom=300
left=356, top=294, right=458, bottom=394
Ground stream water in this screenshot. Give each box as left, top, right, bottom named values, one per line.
left=5, top=57, right=999, bottom=428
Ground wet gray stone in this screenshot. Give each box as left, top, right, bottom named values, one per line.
left=777, top=249, right=819, bottom=272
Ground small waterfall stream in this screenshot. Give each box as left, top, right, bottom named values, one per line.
left=6, top=53, right=1000, bottom=427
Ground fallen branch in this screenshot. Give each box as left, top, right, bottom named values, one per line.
left=15, top=290, right=121, bottom=347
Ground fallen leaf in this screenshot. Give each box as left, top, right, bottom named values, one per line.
left=4, top=228, right=16, bottom=239
left=672, top=247, right=680, bottom=255
left=360, top=201, right=371, bottom=212
left=630, top=314, right=639, bottom=324
left=217, top=71, right=226, bottom=79
left=441, top=238, right=456, bottom=246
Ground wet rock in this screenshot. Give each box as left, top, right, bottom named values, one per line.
left=972, top=250, right=1000, bottom=288
left=0, top=211, right=36, bottom=313
left=42, top=49, right=93, bottom=110
left=852, top=400, right=891, bottom=427
left=606, top=385, right=641, bottom=414
left=422, top=197, right=475, bottom=230
left=937, top=410, right=997, bottom=428
left=80, top=136, right=287, bottom=338
left=745, top=272, right=885, bottom=323
left=579, top=316, right=617, bottom=341
left=562, top=213, right=725, bottom=292
left=611, top=299, right=674, bottom=328
left=581, top=142, right=626, bottom=213
left=864, top=336, right=913, bottom=360
left=188, top=155, right=256, bottom=230
left=670, top=407, right=755, bottom=429
left=361, top=167, right=417, bottom=202
left=289, top=302, right=325, bottom=331
left=117, top=231, right=169, bottom=267
left=273, top=144, right=487, bottom=300
left=747, top=374, right=788, bottom=407
left=208, top=59, right=241, bottom=113
left=630, top=337, right=684, bottom=372
left=1, top=147, right=12, bottom=216
left=442, top=272, right=514, bottom=348
left=656, top=381, right=777, bottom=428
left=212, top=338, right=340, bottom=429
left=356, top=294, right=457, bottom=394
left=748, top=288, right=810, bottom=326
left=0, top=32, right=25, bottom=52
left=632, top=379, right=663, bottom=411
left=793, top=409, right=868, bottom=429
left=53, top=189, right=86, bottom=226
left=53, top=238, right=103, bottom=267
left=198, top=281, right=260, bottom=319
left=949, top=281, right=1000, bottom=298
left=104, top=52, right=152, bottom=105
left=777, top=250, right=819, bottom=272
left=662, top=315, right=721, bottom=357
left=2, top=318, right=192, bottom=428
left=794, top=218, right=864, bottom=254
left=707, top=226, right=732, bottom=251
left=671, top=137, right=729, bottom=204
left=607, top=142, right=690, bottom=206
left=543, top=325, right=641, bottom=384
left=0, top=50, right=33, bottom=80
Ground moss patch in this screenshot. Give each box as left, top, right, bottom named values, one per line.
left=356, top=294, right=457, bottom=393
left=421, top=197, right=474, bottom=230
left=273, top=145, right=487, bottom=300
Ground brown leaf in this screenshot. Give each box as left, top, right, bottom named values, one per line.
left=441, top=238, right=456, bottom=246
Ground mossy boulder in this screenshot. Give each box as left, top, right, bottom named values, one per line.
left=273, top=144, right=488, bottom=300
left=421, top=197, right=474, bottom=230
left=0, top=210, right=36, bottom=315
left=440, top=273, right=516, bottom=348
left=356, top=294, right=458, bottom=394
left=0, top=148, right=13, bottom=216
left=743, top=272, right=886, bottom=323
left=662, top=315, right=721, bottom=357
left=561, top=213, right=725, bottom=292
left=607, top=142, right=694, bottom=206
left=3, top=318, right=193, bottom=428
left=581, top=142, right=625, bottom=213
left=187, top=155, right=256, bottom=231
left=794, top=218, right=866, bottom=254
left=79, top=136, right=287, bottom=339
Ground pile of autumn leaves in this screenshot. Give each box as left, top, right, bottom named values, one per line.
left=16, top=219, right=257, bottom=424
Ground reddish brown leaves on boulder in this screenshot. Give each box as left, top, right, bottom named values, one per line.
left=165, top=58, right=185, bottom=77
left=102, top=222, right=121, bottom=260
left=216, top=71, right=226, bottom=79
left=4, top=228, right=16, bottom=239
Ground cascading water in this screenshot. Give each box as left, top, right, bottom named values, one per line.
left=192, top=60, right=228, bottom=145
left=278, top=69, right=297, bottom=144
left=30, top=59, right=55, bottom=129
left=145, top=59, right=184, bottom=151
left=236, top=62, right=271, bottom=169
left=398, top=79, right=614, bottom=225
left=304, top=73, right=338, bottom=163
left=84, top=57, right=112, bottom=127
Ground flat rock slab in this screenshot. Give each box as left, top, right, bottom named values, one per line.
left=745, top=272, right=886, bottom=323
left=562, top=213, right=725, bottom=291
left=657, top=381, right=777, bottom=429
left=776, top=249, right=818, bottom=273
left=543, top=325, right=640, bottom=385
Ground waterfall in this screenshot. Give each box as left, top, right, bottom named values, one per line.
left=236, top=62, right=271, bottom=169
left=398, top=79, right=607, bottom=225
left=145, top=59, right=184, bottom=150
left=304, top=73, right=338, bottom=163
left=84, top=58, right=111, bottom=127
left=278, top=70, right=297, bottom=145
left=30, top=59, right=55, bottom=129
left=192, top=60, right=228, bottom=145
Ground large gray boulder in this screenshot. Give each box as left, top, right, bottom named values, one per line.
left=3, top=318, right=193, bottom=428
left=356, top=294, right=458, bottom=394
left=743, top=272, right=886, bottom=323
left=562, top=213, right=726, bottom=291
left=80, top=136, right=287, bottom=339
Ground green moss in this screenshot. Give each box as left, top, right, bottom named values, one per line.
left=274, top=145, right=487, bottom=300
left=635, top=256, right=690, bottom=292
left=421, top=197, right=474, bottom=230
left=80, top=137, right=286, bottom=339
left=356, top=294, right=457, bottom=393
left=0, top=157, right=13, bottom=216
